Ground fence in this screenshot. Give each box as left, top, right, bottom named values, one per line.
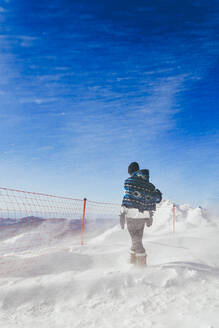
left=0, top=187, right=176, bottom=252
left=0, top=187, right=121, bottom=249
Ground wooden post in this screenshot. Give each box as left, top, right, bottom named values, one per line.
left=81, top=198, right=87, bottom=245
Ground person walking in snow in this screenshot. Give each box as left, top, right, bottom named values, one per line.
left=120, top=162, right=162, bottom=266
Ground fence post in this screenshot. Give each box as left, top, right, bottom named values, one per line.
left=81, top=198, right=87, bottom=245
left=173, top=204, right=176, bottom=233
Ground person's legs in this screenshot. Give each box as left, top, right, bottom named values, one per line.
left=133, top=222, right=147, bottom=266
left=126, top=219, right=137, bottom=263
left=126, top=218, right=146, bottom=265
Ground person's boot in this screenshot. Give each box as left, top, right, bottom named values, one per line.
left=136, top=253, right=147, bottom=267
left=130, top=251, right=136, bottom=264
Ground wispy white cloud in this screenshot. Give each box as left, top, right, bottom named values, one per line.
left=55, top=66, right=69, bottom=71
left=37, top=73, right=75, bottom=81
left=127, top=75, right=186, bottom=131
left=19, top=97, right=57, bottom=104
left=57, top=74, right=186, bottom=166
left=18, top=35, right=38, bottom=47
left=0, top=34, right=38, bottom=47
left=36, top=146, right=55, bottom=152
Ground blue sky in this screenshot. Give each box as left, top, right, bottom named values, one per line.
left=0, top=0, right=218, bottom=207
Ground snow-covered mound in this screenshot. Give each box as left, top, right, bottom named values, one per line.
left=0, top=200, right=218, bottom=328
left=150, top=200, right=212, bottom=234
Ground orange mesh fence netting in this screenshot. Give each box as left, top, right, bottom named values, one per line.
left=0, top=187, right=85, bottom=221
left=0, top=187, right=121, bottom=252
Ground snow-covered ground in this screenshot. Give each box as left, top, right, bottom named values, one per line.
left=0, top=200, right=218, bottom=328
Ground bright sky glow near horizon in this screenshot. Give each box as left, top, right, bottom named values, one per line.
left=0, top=0, right=218, bottom=208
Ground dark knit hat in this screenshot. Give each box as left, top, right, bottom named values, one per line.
left=128, top=162, right=139, bottom=175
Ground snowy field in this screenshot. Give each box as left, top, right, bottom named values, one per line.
left=0, top=201, right=218, bottom=328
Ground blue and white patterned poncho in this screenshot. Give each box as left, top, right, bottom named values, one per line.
left=122, top=169, right=162, bottom=212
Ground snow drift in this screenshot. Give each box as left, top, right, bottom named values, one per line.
left=0, top=200, right=218, bottom=328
